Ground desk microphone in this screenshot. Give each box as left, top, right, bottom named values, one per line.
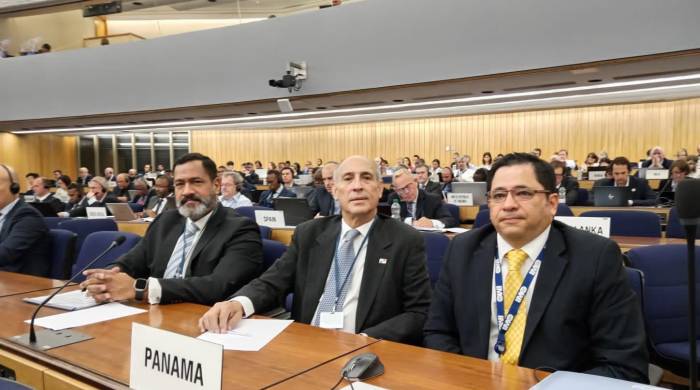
left=14, top=235, right=126, bottom=350
left=676, top=180, right=700, bottom=390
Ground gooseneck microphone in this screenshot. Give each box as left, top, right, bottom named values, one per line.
left=676, top=180, right=700, bottom=390
left=18, top=235, right=126, bottom=349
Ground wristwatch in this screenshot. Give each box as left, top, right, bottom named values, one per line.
left=134, top=278, right=148, bottom=301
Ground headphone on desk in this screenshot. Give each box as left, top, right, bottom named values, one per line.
left=0, top=164, right=20, bottom=194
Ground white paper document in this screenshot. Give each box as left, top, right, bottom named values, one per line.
left=445, top=227, right=469, bottom=234
left=340, top=383, right=388, bottom=390
left=27, top=302, right=146, bottom=330
left=197, top=319, right=293, bottom=351
left=24, top=290, right=98, bottom=311
left=531, top=371, right=661, bottom=389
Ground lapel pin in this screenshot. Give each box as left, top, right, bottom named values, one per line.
left=378, top=258, right=388, bottom=265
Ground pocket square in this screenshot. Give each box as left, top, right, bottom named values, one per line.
left=378, top=258, right=388, bottom=264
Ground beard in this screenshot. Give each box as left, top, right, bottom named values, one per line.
left=177, top=192, right=216, bottom=221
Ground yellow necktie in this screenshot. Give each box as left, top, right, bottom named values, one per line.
left=501, top=248, right=529, bottom=365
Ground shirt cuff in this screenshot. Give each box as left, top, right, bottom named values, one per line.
left=147, top=277, right=161, bottom=304
left=231, top=296, right=255, bottom=318
left=431, top=220, right=446, bottom=229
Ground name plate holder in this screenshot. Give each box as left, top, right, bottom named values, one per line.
left=588, top=171, right=606, bottom=181
left=255, top=210, right=286, bottom=227
left=555, top=216, right=611, bottom=238
left=130, top=323, right=222, bottom=390
left=86, top=207, right=108, bottom=219
left=446, top=193, right=473, bottom=206
left=645, top=169, right=669, bottom=180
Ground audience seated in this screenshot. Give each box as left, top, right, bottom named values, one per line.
left=440, top=167, right=454, bottom=194
left=551, top=160, right=579, bottom=205
left=62, top=176, right=119, bottom=217
left=64, top=183, right=83, bottom=212
left=31, top=176, right=64, bottom=213
left=111, top=173, right=133, bottom=202
left=388, top=168, right=457, bottom=228
left=593, top=157, right=657, bottom=206
left=641, top=146, right=672, bottom=169
left=308, top=162, right=339, bottom=217
left=219, top=171, right=253, bottom=210
left=658, top=159, right=692, bottom=194
left=258, top=170, right=296, bottom=208
left=54, top=174, right=71, bottom=203
left=144, top=175, right=174, bottom=217
left=77, top=167, right=93, bottom=187
left=415, top=165, right=442, bottom=196
left=23, top=172, right=39, bottom=196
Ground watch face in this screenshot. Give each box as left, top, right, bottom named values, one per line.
left=135, top=279, right=147, bottom=289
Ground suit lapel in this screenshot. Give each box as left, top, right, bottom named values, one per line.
left=355, top=218, right=391, bottom=331
left=521, top=226, right=568, bottom=353
left=473, top=231, right=497, bottom=357
left=186, top=207, right=223, bottom=274
left=302, top=219, right=341, bottom=322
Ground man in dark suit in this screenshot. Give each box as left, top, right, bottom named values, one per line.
left=424, top=153, right=648, bottom=383
left=31, top=177, right=65, bottom=214
left=242, top=162, right=260, bottom=185
left=144, top=175, right=175, bottom=218
left=308, top=162, right=339, bottom=216
left=658, top=159, right=691, bottom=194
left=593, top=156, right=657, bottom=206
left=64, top=183, right=84, bottom=212
left=440, top=167, right=454, bottom=195
left=199, top=156, right=432, bottom=344
left=551, top=160, right=579, bottom=205
left=0, top=164, right=51, bottom=277
left=389, top=168, right=457, bottom=228
left=258, top=169, right=296, bottom=208
left=415, top=165, right=442, bottom=196
left=61, top=176, right=119, bottom=217
left=81, top=153, right=262, bottom=305
left=77, top=167, right=92, bottom=187
left=111, top=173, right=133, bottom=202
left=641, top=146, right=673, bottom=169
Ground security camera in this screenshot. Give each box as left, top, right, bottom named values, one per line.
left=268, top=71, right=298, bottom=89
left=268, top=61, right=307, bottom=93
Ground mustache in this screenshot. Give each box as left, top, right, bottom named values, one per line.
left=178, top=195, right=203, bottom=206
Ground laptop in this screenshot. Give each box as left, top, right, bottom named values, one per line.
left=451, top=182, right=488, bottom=205
left=273, top=198, right=315, bottom=226
left=29, top=202, right=58, bottom=217
left=106, top=203, right=140, bottom=221
left=593, top=187, right=630, bottom=207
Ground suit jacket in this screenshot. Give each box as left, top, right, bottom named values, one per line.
left=77, top=175, right=92, bottom=187
left=557, top=176, right=579, bottom=205
left=68, top=193, right=120, bottom=217
left=387, top=190, right=457, bottom=228
left=258, top=187, right=297, bottom=208
left=419, top=181, right=443, bottom=197
left=244, top=172, right=260, bottom=185
left=37, top=193, right=65, bottom=214
left=115, top=206, right=263, bottom=305
left=0, top=199, right=51, bottom=277
left=145, top=195, right=175, bottom=213
left=641, top=158, right=672, bottom=170
left=440, top=181, right=453, bottom=194
left=308, top=187, right=335, bottom=216
left=424, top=221, right=648, bottom=383
left=234, top=215, right=432, bottom=344
left=593, top=176, right=657, bottom=206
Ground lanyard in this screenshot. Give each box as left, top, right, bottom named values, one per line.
left=493, top=248, right=544, bottom=356
left=330, top=220, right=374, bottom=312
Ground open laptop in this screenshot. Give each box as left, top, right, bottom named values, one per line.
left=273, top=198, right=315, bottom=226
left=106, top=203, right=140, bottom=221
left=451, top=182, right=488, bottom=205
left=593, top=187, right=630, bottom=207
left=29, top=202, right=58, bottom=217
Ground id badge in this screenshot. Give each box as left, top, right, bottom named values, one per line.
left=319, top=311, right=344, bottom=329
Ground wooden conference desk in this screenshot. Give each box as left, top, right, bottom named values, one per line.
left=579, top=179, right=661, bottom=190
left=0, top=271, right=64, bottom=298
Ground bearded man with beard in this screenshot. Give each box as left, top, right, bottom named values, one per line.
left=80, top=153, right=263, bottom=305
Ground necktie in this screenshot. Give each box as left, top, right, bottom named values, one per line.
left=501, top=249, right=529, bottom=365
left=154, top=199, right=164, bottom=214
left=163, top=222, right=200, bottom=279
left=407, top=202, right=416, bottom=219
left=312, top=229, right=361, bottom=326
left=333, top=200, right=340, bottom=215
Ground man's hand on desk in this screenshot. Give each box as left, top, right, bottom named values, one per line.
left=412, top=217, right=434, bottom=228
left=80, top=266, right=136, bottom=303
left=199, top=301, right=244, bottom=334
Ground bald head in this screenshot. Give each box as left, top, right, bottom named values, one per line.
left=333, top=156, right=381, bottom=183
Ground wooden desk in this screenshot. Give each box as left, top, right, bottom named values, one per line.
left=0, top=271, right=64, bottom=298
left=117, top=221, right=150, bottom=236
left=273, top=339, right=541, bottom=389
left=612, top=235, right=692, bottom=252
left=459, top=205, right=480, bottom=222
left=271, top=226, right=295, bottom=245
left=0, top=290, right=375, bottom=389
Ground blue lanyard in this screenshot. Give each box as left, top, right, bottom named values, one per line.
left=493, top=248, right=544, bottom=356
left=330, top=220, right=374, bottom=312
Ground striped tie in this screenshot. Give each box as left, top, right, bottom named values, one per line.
left=501, top=249, right=529, bottom=365
left=163, top=222, right=200, bottom=279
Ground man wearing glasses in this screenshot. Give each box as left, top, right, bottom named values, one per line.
left=424, top=153, right=648, bottom=383
left=388, top=168, right=457, bottom=228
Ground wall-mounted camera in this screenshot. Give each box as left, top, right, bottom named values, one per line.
left=268, top=61, right=307, bottom=93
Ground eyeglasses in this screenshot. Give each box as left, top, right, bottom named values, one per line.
left=487, top=187, right=550, bottom=203
left=393, top=182, right=415, bottom=194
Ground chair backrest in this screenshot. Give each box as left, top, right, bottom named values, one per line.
left=49, top=229, right=77, bottom=280
left=72, top=231, right=141, bottom=281
left=443, top=203, right=460, bottom=225
left=625, top=266, right=645, bottom=310
left=473, top=209, right=491, bottom=228
left=236, top=205, right=273, bottom=221
left=576, top=188, right=589, bottom=206
left=262, top=239, right=287, bottom=272
left=666, top=207, right=700, bottom=239
left=626, top=244, right=700, bottom=346
left=555, top=203, right=574, bottom=216
left=421, top=231, right=450, bottom=286
left=259, top=225, right=271, bottom=240
left=44, top=216, right=63, bottom=229
left=579, top=210, right=661, bottom=237
left=57, top=218, right=118, bottom=253
left=0, top=378, right=33, bottom=390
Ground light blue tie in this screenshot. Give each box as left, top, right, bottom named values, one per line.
left=407, top=202, right=416, bottom=219
left=312, top=229, right=361, bottom=326
left=333, top=200, right=340, bottom=215
left=163, top=221, right=200, bottom=279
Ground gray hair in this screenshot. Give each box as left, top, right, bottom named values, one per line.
left=222, top=171, right=244, bottom=191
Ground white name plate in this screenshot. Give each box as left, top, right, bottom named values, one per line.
left=130, top=323, right=222, bottom=390
left=645, top=169, right=669, bottom=180
left=555, top=216, right=611, bottom=238
left=446, top=192, right=473, bottom=206
left=588, top=171, right=606, bottom=181
left=255, top=210, right=286, bottom=227
left=86, top=207, right=107, bottom=219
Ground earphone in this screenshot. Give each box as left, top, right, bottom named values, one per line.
left=0, top=164, right=20, bottom=194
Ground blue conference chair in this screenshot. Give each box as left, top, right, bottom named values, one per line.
left=262, top=239, right=287, bottom=272
left=579, top=210, right=662, bottom=237
left=555, top=203, right=574, bottom=216
left=443, top=203, right=461, bottom=225
left=421, top=232, right=450, bottom=287
left=57, top=218, right=118, bottom=254
left=71, top=231, right=141, bottom=282
left=666, top=207, right=700, bottom=239
left=43, top=216, right=63, bottom=229
left=48, top=229, right=77, bottom=280
left=235, top=205, right=272, bottom=221
left=576, top=188, right=589, bottom=206
left=259, top=225, right=272, bottom=240
left=473, top=209, right=490, bottom=228
left=627, top=244, right=700, bottom=377
left=0, top=378, right=33, bottom=390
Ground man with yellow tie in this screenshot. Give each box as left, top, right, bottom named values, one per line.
left=424, top=152, right=649, bottom=383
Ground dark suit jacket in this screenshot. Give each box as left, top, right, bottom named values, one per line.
left=77, top=175, right=92, bottom=187
left=258, top=187, right=297, bottom=208
left=641, top=158, right=672, bottom=170
left=440, top=181, right=453, bottom=194
left=419, top=181, right=443, bottom=197
left=115, top=206, right=262, bottom=305
left=37, top=193, right=65, bottom=214
left=244, top=172, right=259, bottom=185
left=0, top=199, right=51, bottom=276
left=68, top=193, right=121, bottom=217
left=557, top=176, right=579, bottom=205
left=234, top=215, right=432, bottom=344
left=593, top=176, right=657, bottom=206
left=308, top=187, right=335, bottom=216
left=424, top=221, right=648, bottom=383
left=387, top=190, right=457, bottom=228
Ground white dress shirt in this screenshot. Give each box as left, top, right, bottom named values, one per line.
left=147, top=209, right=214, bottom=304
left=487, top=225, right=551, bottom=361
left=234, top=218, right=374, bottom=334
left=219, top=192, right=253, bottom=209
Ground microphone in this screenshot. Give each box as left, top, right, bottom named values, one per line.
left=15, top=236, right=126, bottom=350
left=675, top=180, right=700, bottom=390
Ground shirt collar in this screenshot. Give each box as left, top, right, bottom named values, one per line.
left=36, top=193, right=50, bottom=201
left=0, top=198, right=20, bottom=217
left=188, top=207, right=215, bottom=231
left=497, top=225, right=551, bottom=261
left=340, top=217, right=374, bottom=241
left=616, top=177, right=630, bottom=187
